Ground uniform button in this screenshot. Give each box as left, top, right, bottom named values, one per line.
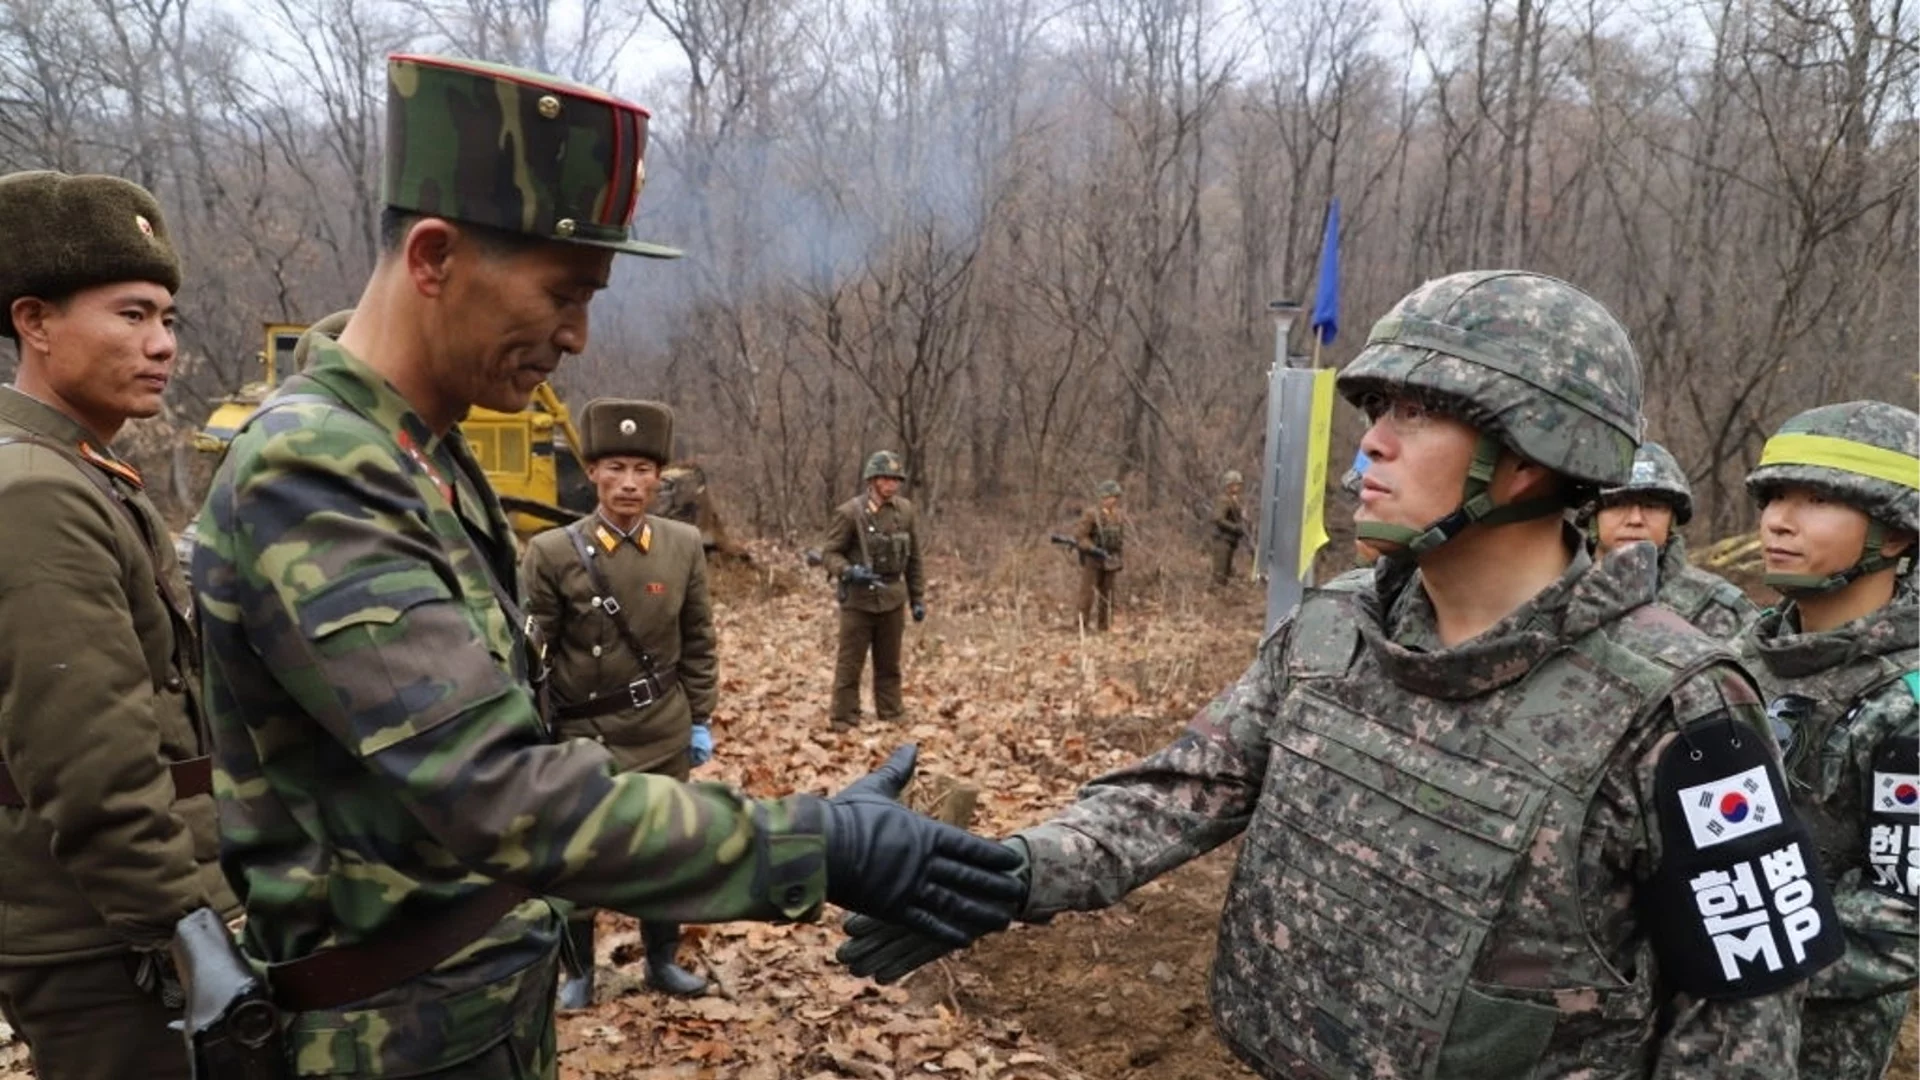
left=164, top=676, right=184, bottom=692
left=591, top=645, right=603, bottom=658
left=783, top=884, right=807, bottom=907
left=595, top=734, right=606, bottom=744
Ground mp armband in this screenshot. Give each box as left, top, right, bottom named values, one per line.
left=1866, top=734, right=1919, bottom=904
left=1645, top=715, right=1843, bottom=999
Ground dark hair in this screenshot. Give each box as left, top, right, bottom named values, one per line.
left=379, top=207, right=550, bottom=260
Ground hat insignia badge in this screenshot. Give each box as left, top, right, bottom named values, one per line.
left=619, top=418, right=638, bottom=435
left=134, top=214, right=154, bottom=238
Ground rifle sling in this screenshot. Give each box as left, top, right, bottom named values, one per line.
left=563, top=519, right=667, bottom=686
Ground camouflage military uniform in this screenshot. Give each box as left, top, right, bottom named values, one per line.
left=193, top=56, right=1023, bottom=1078
left=1076, top=483, right=1126, bottom=631
left=1209, top=471, right=1247, bottom=588
left=1589, top=441, right=1756, bottom=637
left=842, top=272, right=1831, bottom=1078
left=0, top=172, right=234, bottom=1080
left=823, top=452, right=924, bottom=726
left=1734, top=402, right=1919, bottom=1079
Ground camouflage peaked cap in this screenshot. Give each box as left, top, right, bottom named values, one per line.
left=1600, top=441, right=1692, bottom=524
left=1746, top=401, right=1919, bottom=533
left=580, top=398, right=673, bottom=463
left=0, top=171, right=181, bottom=340
left=1337, top=270, right=1642, bottom=487
left=385, top=54, right=679, bottom=258
left=1095, top=480, right=1123, bottom=498
left=863, top=450, right=906, bottom=481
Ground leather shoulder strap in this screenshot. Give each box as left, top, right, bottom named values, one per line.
left=564, top=519, right=660, bottom=677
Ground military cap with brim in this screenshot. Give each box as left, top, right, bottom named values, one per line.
left=385, top=54, right=681, bottom=259
left=0, top=171, right=182, bottom=340
left=580, top=398, right=674, bottom=463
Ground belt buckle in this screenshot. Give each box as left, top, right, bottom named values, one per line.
left=627, top=677, right=658, bottom=710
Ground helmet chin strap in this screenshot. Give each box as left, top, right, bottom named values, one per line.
left=1355, top=434, right=1566, bottom=559
left=1764, top=520, right=1902, bottom=594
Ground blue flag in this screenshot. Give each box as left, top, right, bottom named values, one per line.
left=1311, top=198, right=1340, bottom=345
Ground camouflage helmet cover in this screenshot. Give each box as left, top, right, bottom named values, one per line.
left=1096, top=480, right=1123, bottom=498
left=863, top=450, right=906, bottom=481
left=1222, top=469, right=1244, bottom=487
left=1746, top=401, right=1919, bottom=533
left=1599, top=441, right=1693, bottom=524
left=385, top=54, right=679, bottom=258
left=1336, top=270, right=1643, bottom=488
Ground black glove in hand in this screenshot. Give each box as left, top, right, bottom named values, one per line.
left=841, top=564, right=880, bottom=588
left=911, top=601, right=926, bottom=623
left=838, top=912, right=954, bottom=982
left=822, top=745, right=1025, bottom=948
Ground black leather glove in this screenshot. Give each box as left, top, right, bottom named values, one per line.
left=837, top=838, right=1030, bottom=982
left=841, top=564, right=880, bottom=588
left=910, top=601, right=926, bottom=622
left=821, top=746, right=1025, bottom=948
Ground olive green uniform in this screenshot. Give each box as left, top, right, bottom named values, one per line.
left=1075, top=506, right=1125, bottom=630
left=1209, top=492, right=1246, bottom=587
left=0, top=387, right=236, bottom=1079
left=823, top=496, right=923, bottom=724
left=522, top=514, right=715, bottom=776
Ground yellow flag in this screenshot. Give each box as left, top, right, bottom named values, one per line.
left=1297, top=369, right=1335, bottom=580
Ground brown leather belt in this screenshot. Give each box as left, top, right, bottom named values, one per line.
left=269, top=881, right=533, bottom=1012
left=553, top=667, right=679, bottom=721
left=0, top=756, right=212, bottom=808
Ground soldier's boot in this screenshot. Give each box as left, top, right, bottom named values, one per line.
left=557, top=918, right=596, bottom=1010
left=641, top=921, right=707, bottom=997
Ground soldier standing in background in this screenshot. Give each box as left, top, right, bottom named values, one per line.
left=1209, top=470, right=1247, bottom=588
left=191, top=55, right=1023, bottom=1077
left=1075, top=481, right=1126, bottom=630
left=822, top=450, right=925, bottom=730
left=1586, top=440, right=1757, bottom=636
left=522, top=399, right=716, bottom=1006
left=1733, top=401, right=1918, bottom=1080
left=0, top=171, right=235, bottom=1079
left=842, top=270, right=1839, bottom=1078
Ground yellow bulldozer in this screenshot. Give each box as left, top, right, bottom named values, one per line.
left=194, top=321, right=594, bottom=539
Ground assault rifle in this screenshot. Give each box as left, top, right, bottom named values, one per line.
left=1049, top=534, right=1108, bottom=561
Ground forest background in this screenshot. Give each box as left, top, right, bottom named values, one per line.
left=0, top=0, right=1913, bottom=541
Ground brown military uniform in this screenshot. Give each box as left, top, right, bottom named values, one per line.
left=1209, top=492, right=1246, bottom=587
left=1075, top=506, right=1125, bottom=630
left=0, top=387, right=235, bottom=1079
left=823, top=495, right=923, bottom=724
left=521, top=513, right=716, bottom=777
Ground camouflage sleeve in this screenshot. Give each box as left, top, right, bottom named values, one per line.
left=1695, top=586, right=1760, bottom=641
left=0, top=467, right=206, bottom=948
left=679, top=540, right=718, bottom=718
left=1014, top=625, right=1285, bottom=919
left=1808, top=682, right=1917, bottom=1001
left=822, top=504, right=855, bottom=578
left=906, top=506, right=925, bottom=604
left=1602, top=664, right=1807, bottom=1078
left=228, top=419, right=823, bottom=922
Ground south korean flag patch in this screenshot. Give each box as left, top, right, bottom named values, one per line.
left=1645, top=714, right=1844, bottom=999
left=1865, top=734, right=1920, bottom=904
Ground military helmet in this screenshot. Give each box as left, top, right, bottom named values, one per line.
left=1222, top=470, right=1244, bottom=487
left=1745, top=400, right=1919, bottom=593
left=1598, top=441, right=1692, bottom=525
left=863, top=450, right=906, bottom=482
left=1096, top=480, right=1123, bottom=498
left=1337, top=271, right=1643, bottom=555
